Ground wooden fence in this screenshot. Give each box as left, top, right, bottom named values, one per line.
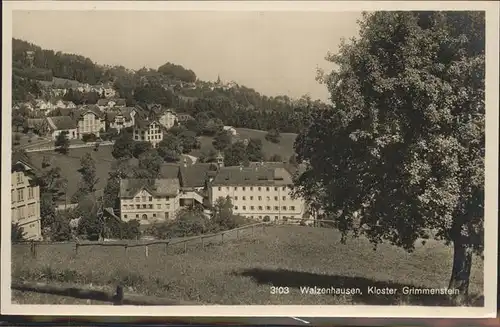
left=11, top=281, right=198, bottom=305
left=12, top=219, right=339, bottom=304
left=14, top=221, right=270, bottom=259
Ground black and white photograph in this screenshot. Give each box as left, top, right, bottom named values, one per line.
left=1, top=1, right=498, bottom=320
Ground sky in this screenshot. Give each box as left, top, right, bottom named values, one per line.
left=12, top=10, right=362, bottom=101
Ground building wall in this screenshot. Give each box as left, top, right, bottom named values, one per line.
left=104, top=89, right=116, bottom=98
left=159, top=112, right=177, bottom=130
left=77, top=112, right=105, bottom=138
left=111, top=117, right=133, bottom=133
left=11, top=169, right=42, bottom=240
left=51, top=128, right=78, bottom=140
left=133, top=121, right=163, bottom=148
left=120, top=189, right=180, bottom=225
left=210, top=184, right=306, bottom=222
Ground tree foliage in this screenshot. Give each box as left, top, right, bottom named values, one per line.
left=132, top=141, right=152, bottom=159
left=77, top=153, right=99, bottom=194
left=112, top=131, right=134, bottom=159
left=293, top=11, right=485, bottom=296
left=265, top=129, right=281, bottom=143
left=12, top=223, right=26, bottom=242
left=13, top=38, right=106, bottom=84
left=223, top=141, right=247, bottom=167
left=54, top=131, right=70, bottom=154
left=213, top=130, right=232, bottom=151
left=158, top=62, right=197, bottom=83
left=157, top=133, right=182, bottom=162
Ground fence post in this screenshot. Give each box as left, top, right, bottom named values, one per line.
left=221, top=233, right=224, bottom=243
left=75, top=243, right=79, bottom=257
left=145, top=245, right=149, bottom=258
left=124, top=244, right=128, bottom=256
left=30, top=241, right=36, bottom=258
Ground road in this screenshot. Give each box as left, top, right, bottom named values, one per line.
left=21, top=140, right=115, bottom=153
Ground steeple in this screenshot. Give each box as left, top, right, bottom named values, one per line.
left=216, top=74, right=221, bottom=85
left=216, top=151, right=224, bottom=168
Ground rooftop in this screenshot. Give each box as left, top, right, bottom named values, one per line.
left=120, top=178, right=180, bottom=199
left=211, top=166, right=293, bottom=186
left=46, top=116, right=77, bottom=130
left=179, top=163, right=215, bottom=188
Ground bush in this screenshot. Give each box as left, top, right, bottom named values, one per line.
left=265, top=129, right=280, bottom=144
left=12, top=223, right=26, bottom=242
left=122, top=220, right=141, bottom=240
left=81, top=133, right=98, bottom=143
left=101, top=128, right=119, bottom=141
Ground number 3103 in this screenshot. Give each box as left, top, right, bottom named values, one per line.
left=270, top=286, right=290, bottom=295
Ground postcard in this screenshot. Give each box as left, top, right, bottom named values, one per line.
left=2, top=0, right=498, bottom=320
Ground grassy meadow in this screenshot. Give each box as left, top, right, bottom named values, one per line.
left=28, top=145, right=115, bottom=199
left=192, top=128, right=297, bottom=160
left=12, top=225, right=484, bottom=306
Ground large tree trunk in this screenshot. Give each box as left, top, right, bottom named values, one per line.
left=448, top=237, right=473, bottom=300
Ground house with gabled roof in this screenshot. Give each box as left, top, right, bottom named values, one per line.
left=11, top=151, right=42, bottom=240
left=97, top=98, right=127, bottom=111
left=70, top=105, right=106, bottom=139
left=157, top=108, right=178, bottom=130
left=132, top=116, right=163, bottom=148
left=106, top=107, right=137, bottom=133
left=119, top=178, right=181, bottom=224
left=176, top=112, right=194, bottom=123
left=46, top=116, right=78, bottom=140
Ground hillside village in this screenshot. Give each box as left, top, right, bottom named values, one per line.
left=11, top=41, right=316, bottom=242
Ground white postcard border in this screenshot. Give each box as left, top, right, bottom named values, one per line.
left=2, top=1, right=498, bottom=318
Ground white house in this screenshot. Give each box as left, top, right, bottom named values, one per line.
left=158, top=109, right=177, bottom=130
left=119, top=178, right=181, bottom=225
left=133, top=118, right=163, bottom=148
left=46, top=116, right=78, bottom=140
left=71, top=105, right=106, bottom=139
left=11, top=152, right=42, bottom=240
left=223, top=126, right=238, bottom=136
left=107, top=107, right=136, bottom=133
left=209, top=165, right=308, bottom=223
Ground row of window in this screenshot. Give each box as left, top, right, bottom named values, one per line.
left=216, top=186, right=288, bottom=192
left=15, top=172, right=24, bottom=185
left=247, top=215, right=295, bottom=220
left=230, top=195, right=289, bottom=202
left=11, top=188, right=35, bottom=203
left=134, top=134, right=162, bottom=141
left=81, top=123, right=102, bottom=129
left=235, top=205, right=296, bottom=211
left=12, top=203, right=37, bottom=220
left=128, top=195, right=171, bottom=202
left=123, top=212, right=170, bottom=220
left=122, top=203, right=171, bottom=210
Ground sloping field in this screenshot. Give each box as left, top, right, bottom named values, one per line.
left=12, top=225, right=483, bottom=306
left=28, top=145, right=115, bottom=201
left=192, top=128, right=297, bottom=160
